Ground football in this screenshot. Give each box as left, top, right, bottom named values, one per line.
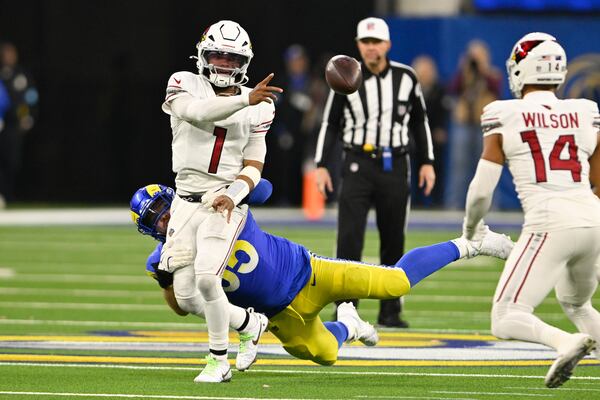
left=325, top=55, right=362, bottom=95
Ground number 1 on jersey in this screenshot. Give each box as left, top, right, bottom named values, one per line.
left=520, top=129, right=581, bottom=183
left=208, top=127, right=227, bottom=174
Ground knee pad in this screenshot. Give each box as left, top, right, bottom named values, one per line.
left=491, top=301, right=532, bottom=339
left=175, top=294, right=205, bottom=317
left=196, top=274, right=224, bottom=301
left=282, top=344, right=337, bottom=366
left=343, top=266, right=409, bottom=298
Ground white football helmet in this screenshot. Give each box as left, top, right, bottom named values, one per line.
left=506, top=32, right=567, bottom=98
left=196, top=20, right=253, bottom=87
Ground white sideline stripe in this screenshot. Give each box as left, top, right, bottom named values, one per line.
left=432, top=391, right=551, bottom=397
left=2, top=362, right=600, bottom=381
left=0, top=301, right=165, bottom=311
left=356, top=397, right=477, bottom=400
left=0, top=319, right=204, bottom=329
left=0, top=391, right=318, bottom=400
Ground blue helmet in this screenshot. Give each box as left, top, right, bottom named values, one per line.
left=130, top=184, right=174, bottom=241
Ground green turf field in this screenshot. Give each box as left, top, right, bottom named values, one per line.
left=1, top=223, right=599, bottom=399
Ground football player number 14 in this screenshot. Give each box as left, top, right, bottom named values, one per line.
left=208, top=127, right=227, bottom=173
left=520, top=129, right=582, bottom=183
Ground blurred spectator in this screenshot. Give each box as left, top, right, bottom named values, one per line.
left=412, top=55, right=450, bottom=207
left=446, top=40, right=501, bottom=209
left=266, top=44, right=317, bottom=205
left=0, top=42, right=39, bottom=205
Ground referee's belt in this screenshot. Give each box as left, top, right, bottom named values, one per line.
left=344, top=144, right=407, bottom=159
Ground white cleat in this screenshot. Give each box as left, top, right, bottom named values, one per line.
left=545, top=334, right=596, bottom=388
left=193, top=354, right=232, bottom=383
left=236, top=309, right=268, bottom=371
left=471, top=226, right=514, bottom=260
left=337, top=302, right=379, bottom=346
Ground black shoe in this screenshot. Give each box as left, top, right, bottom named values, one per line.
left=377, top=315, right=409, bottom=328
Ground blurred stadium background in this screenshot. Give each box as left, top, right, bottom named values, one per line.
left=1, top=1, right=600, bottom=399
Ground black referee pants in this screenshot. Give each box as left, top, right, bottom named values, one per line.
left=335, top=151, right=410, bottom=322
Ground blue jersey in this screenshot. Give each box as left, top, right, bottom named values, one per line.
left=146, top=210, right=312, bottom=317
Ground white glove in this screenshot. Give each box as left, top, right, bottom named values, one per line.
left=201, top=186, right=227, bottom=210
left=158, top=240, right=193, bottom=273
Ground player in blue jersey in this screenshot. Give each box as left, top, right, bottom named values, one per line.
left=131, top=181, right=514, bottom=367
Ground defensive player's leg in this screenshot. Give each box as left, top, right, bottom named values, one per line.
left=556, top=227, right=600, bottom=344
left=194, top=205, right=248, bottom=382
left=491, top=231, right=574, bottom=350
left=268, top=308, right=340, bottom=366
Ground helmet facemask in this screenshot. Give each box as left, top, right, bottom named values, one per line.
left=199, top=49, right=250, bottom=87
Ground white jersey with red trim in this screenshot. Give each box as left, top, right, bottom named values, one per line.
left=481, top=91, right=600, bottom=232
left=161, top=71, right=274, bottom=195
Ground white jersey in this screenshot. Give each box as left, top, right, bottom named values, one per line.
left=481, top=91, right=600, bottom=232
left=161, top=71, right=274, bottom=195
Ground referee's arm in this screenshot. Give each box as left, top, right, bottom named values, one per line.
left=314, top=89, right=346, bottom=197
left=408, top=79, right=436, bottom=195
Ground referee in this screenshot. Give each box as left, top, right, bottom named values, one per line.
left=314, top=17, right=435, bottom=327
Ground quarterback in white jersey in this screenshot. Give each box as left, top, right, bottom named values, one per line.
left=463, top=32, right=600, bottom=389
left=160, top=20, right=282, bottom=383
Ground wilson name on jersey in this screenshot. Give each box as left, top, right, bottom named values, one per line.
left=162, top=72, right=274, bottom=194
left=481, top=91, right=600, bottom=232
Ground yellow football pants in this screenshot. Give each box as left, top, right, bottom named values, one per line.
left=268, top=255, right=411, bottom=365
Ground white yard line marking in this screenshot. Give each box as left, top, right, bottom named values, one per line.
left=0, top=268, right=15, bottom=278
left=506, top=386, right=600, bottom=392
left=0, top=301, right=164, bottom=311
left=0, top=287, right=158, bottom=297
left=0, top=273, right=148, bottom=284
left=2, top=362, right=600, bottom=381
left=0, top=319, right=205, bottom=329
left=432, top=391, right=551, bottom=397
left=356, top=396, right=477, bottom=400
left=0, top=391, right=325, bottom=400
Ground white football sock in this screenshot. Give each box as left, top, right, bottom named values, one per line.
left=229, top=305, right=249, bottom=332
left=198, top=275, right=230, bottom=359
left=560, top=301, right=600, bottom=344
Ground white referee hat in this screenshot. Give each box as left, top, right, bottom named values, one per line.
left=356, top=17, right=390, bottom=41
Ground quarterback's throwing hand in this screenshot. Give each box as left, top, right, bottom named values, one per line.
left=159, top=240, right=193, bottom=273
left=249, top=73, right=283, bottom=105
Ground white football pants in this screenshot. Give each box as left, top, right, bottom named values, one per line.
left=491, top=227, right=600, bottom=352
left=167, top=195, right=248, bottom=354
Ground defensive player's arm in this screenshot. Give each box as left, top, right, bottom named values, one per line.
left=589, top=133, right=600, bottom=199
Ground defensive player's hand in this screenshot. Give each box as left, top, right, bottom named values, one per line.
left=159, top=240, right=193, bottom=273
left=315, top=167, right=333, bottom=198
left=201, top=186, right=227, bottom=210
left=249, top=73, right=283, bottom=105
left=212, top=195, right=235, bottom=222
left=418, top=164, right=436, bottom=196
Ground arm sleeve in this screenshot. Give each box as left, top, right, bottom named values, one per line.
left=408, top=79, right=434, bottom=166
left=161, top=73, right=249, bottom=123
left=463, top=159, right=503, bottom=239
left=314, top=89, right=347, bottom=168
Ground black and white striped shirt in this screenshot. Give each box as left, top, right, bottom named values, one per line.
left=315, top=60, right=434, bottom=167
